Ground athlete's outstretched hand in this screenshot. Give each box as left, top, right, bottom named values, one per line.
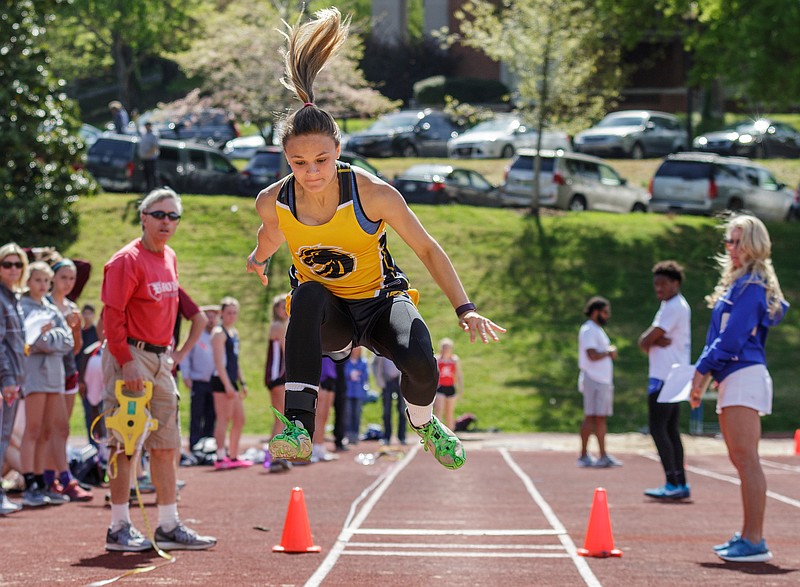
left=459, top=311, right=506, bottom=344
left=246, top=250, right=269, bottom=287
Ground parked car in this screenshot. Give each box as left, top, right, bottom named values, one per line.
left=223, top=134, right=268, bottom=159
left=79, top=123, right=104, bottom=148
left=345, top=109, right=464, bottom=158
left=791, top=182, right=800, bottom=220
left=498, top=149, right=650, bottom=212
left=238, top=148, right=383, bottom=196
left=447, top=115, right=571, bottom=159
left=86, top=135, right=241, bottom=195
left=648, top=153, right=793, bottom=222
left=137, top=108, right=239, bottom=149
left=392, top=164, right=501, bottom=206
left=574, top=110, right=688, bottom=159
left=692, top=118, right=800, bottom=159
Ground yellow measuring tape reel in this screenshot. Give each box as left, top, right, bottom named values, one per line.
left=105, top=380, right=159, bottom=456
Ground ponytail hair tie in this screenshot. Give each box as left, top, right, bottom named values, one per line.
left=303, top=102, right=314, bottom=108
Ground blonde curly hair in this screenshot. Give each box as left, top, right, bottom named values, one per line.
left=706, top=214, right=785, bottom=318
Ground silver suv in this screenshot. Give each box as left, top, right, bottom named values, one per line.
left=574, top=110, right=688, bottom=159
left=498, top=149, right=649, bottom=212
left=648, top=153, right=793, bottom=222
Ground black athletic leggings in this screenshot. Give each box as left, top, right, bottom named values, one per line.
left=648, top=392, right=686, bottom=486
left=283, top=282, right=437, bottom=435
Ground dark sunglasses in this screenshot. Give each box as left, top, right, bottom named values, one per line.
left=723, top=238, right=740, bottom=247
left=1, top=261, right=24, bottom=269
left=144, top=210, right=181, bottom=221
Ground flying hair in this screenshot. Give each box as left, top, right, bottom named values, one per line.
left=278, top=7, right=350, bottom=146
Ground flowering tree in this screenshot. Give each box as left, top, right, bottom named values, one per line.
left=454, top=0, right=623, bottom=214
left=170, top=2, right=398, bottom=141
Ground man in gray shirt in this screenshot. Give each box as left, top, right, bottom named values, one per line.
left=138, top=122, right=160, bottom=192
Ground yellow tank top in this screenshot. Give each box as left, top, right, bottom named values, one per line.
left=276, top=163, right=412, bottom=300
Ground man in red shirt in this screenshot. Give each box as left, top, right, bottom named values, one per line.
left=101, top=188, right=215, bottom=552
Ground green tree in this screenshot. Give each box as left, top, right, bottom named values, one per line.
left=170, top=2, right=398, bottom=141
left=46, top=0, right=199, bottom=109
left=455, top=0, right=623, bottom=214
left=596, top=0, right=800, bottom=114
left=1, top=1, right=95, bottom=251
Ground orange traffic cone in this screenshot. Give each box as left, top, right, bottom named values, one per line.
left=577, top=487, right=622, bottom=558
left=273, top=487, right=322, bottom=553
left=794, top=429, right=800, bottom=456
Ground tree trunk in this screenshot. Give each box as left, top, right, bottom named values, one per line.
left=111, top=32, right=130, bottom=106
left=530, top=4, right=555, bottom=217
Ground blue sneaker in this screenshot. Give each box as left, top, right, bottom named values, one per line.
left=644, top=483, right=690, bottom=500
left=713, top=532, right=741, bottom=552
left=717, top=537, right=772, bottom=562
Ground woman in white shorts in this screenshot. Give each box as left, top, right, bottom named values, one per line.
left=690, top=215, right=788, bottom=563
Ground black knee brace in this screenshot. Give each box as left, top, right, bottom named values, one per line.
left=285, top=388, right=318, bottom=438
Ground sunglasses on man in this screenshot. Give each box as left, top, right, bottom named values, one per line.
left=143, top=210, right=181, bottom=221
left=0, top=261, right=25, bottom=269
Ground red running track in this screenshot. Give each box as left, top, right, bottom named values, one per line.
left=2, top=436, right=799, bottom=586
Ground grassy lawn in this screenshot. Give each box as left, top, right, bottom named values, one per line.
left=65, top=180, right=799, bottom=439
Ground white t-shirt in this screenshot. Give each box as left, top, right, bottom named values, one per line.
left=578, top=320, right=613, bottom=384
left=648, top=293, right=691, bottom=380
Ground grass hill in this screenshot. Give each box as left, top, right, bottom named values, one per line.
left=65, top=192, right=799, bottom=437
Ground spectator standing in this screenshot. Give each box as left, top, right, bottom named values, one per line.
left=577, top=296, right=622, bottom=468
left=264, top=294, right=287, bottom=438
left=264, top=294, right=292, bottom=472
left=19, top=262, right=73, bottom=507
left=210, top=297, right=250, bottom=470
left=101, top=188, right=215, bottom=551
left=344, top=347, right=369, bottom=445
left=180, top=305, right=219, bottom=451
left=139, top=122, right=160, bottom=193
left=434, top=338, right=462, bottom=432
left=247, top=8, right=504, bottom=470
left=77, top=304, right=103, bottom=447
left=0, top=243, right=28, bottom=515
left=46, top=258, right=93, bottom=501
left=108, top=101, right=130, bottom=134
left=332, top=361, right=348, bottom=451
left=311, top=357, right=337, bottom=462
left=638, top=261, right=692, bottom=500
left=689, top=215, right=788, bottom=563
left=373, top=355, right=405, bottom=446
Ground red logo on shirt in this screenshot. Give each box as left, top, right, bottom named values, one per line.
left=148, top=280, right=179, bottom=301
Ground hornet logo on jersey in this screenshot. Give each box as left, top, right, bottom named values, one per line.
left=297, top=245, right=356, bottom=279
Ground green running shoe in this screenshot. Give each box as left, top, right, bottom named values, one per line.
left=269, top=408, right=312, bottom=461
left=410, top=414, right=466, bottom=470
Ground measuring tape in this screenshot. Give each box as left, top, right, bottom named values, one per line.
left=86, top=380, right=176, bottom=586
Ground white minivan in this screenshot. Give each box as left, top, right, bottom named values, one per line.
left=498, top=149, right=650, bottom=212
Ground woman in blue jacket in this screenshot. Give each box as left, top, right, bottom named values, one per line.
left=690, top=215, right=788, bottom=563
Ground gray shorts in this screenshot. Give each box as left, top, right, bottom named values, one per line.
left=580, top=373, right=614, bottom=417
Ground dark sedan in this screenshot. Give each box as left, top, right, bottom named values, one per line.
left=346, top=110, right=463, bottom=158
left=692, top=119, right=800, bottom=159
left=392, top=164, right=502, bottom=206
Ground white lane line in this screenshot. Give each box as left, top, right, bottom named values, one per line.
left=350, top=528, right=561, bottom=536
left=640, top=454, right=800, bottom=509
left=304, top=444, right=420, bottom=587
left=761, top=459, right=800, bottom=473
left=347, top=542, right=566, bottom=550
left=500, top=449, right=602, bottom=587
left=342, top=550, right=571, bottom=558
